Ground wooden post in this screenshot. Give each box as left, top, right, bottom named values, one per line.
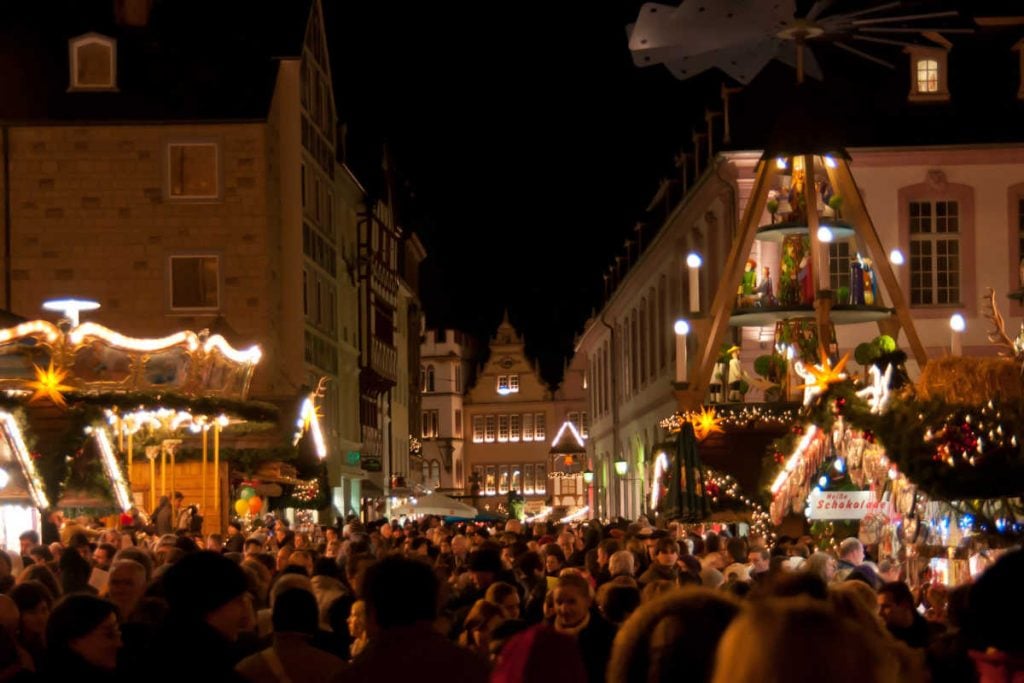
left=202, top=426, right=208, bottom=514
left=160, top=442, right=166, bottom=498
left=126, top=431, right=133, bottom=496
left=214, top=422, right=221, bottom=529
left=803, top=154, right=833, bottom=351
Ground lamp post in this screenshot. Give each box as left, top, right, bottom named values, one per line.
left=686, top=253, right=702, bottom=313
left=950, top=313, right=965, bottom=357
left=674, top=319, right=690, bottom=383
left=583, top=469, right=594, bottom=512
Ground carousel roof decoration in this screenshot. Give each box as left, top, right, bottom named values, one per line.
left=794, top=350, right=850, bottom=406
left=0, top=299, right=269, bottom=512
left=660, top=404, right=799, bottom=434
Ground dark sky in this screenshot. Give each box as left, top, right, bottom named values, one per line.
left=327, top=2, right=721, bottom=385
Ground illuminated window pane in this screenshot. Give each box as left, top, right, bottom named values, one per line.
left=916, top=59, right=939, bottom=93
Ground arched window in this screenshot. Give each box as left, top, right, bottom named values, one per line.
left=69, top=34, right=117, bottom=90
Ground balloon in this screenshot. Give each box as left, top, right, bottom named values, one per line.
left=234, top=499, right=249, bottom=516
left=240, top=486, right=255, bottom=501
left=248, top=496, right=263, bottom=514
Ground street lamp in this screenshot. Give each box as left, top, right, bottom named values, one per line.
left=686, top=253, right=702, bottom=313
left=614, top=459, right=628, bottom=477
left=614, top=459, right=628, bottom=519
left=582, top=470, right=594, bottom=485
left=950, top=313, right=966, bottom=357
left=674, top=319, right=690, bottom=383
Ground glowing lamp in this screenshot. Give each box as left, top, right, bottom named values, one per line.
left=949, top=314, right=966, bottom=332
left=42, top=298, right=100, bottom=327
left=583, top=470, right=594, bottom=485
left=686, top=253, right=703, bottom=269
left=673, top=319, right=690, bottom=336
left=889, top=249, right=905, bottom=266
left=816, top=226, right=833, bottom=243
left=614, top=459, right=628, bottom=477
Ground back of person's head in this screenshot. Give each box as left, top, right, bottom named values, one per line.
left=161, top=551, right=247, bottom=621
left=838, top=537, right=862, bottom=560
left=271, top=587, right=319, bottom=635
left=269, top=573, right=313, bottom=607
left=828, top=581, right=886, bottom=637
left=608, top=587, right=741, bottom=683
left=516, top=551, right=543, bottom=576
left=11, top=580, right=53, bottom=613
left=600, top=538, right=622, bottom=557
left=966, top=548, right=1024, bottom=653
left=726, top=537, right=747, bottom=563
left=485, top=581, right=519, bottom=605
left=846, top=564, right=881, bottom=591
left=765, top=571, right=828, bottom=601
left=19, top=563, right=61, bottom=600
left=114, top=547, right=154, bottom=583
left=490, top=624, right=586, bottom=683
left=712, top=598, right=900, bottom=683
left=597, top=583, right=641, bottom=625
left=609, top=549, right=635, bottom=577
left=877, top=580, right=914, bottom=608
left=641, top=579, right=677, bottom=603
left=59, top=548, right=93, bottom=595
left=361, top=555, right=438, bottom=630
left=313, top=557, right=342, bottom=580
left=45, top=594, right=118, bottom=658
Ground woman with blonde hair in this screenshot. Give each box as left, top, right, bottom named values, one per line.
left=458, top=598, right=506, bottom=659
left=607, top=587, right=739, bottom=683
left=712, top=597, right=904, bottom=683
left=548, top=572, right=615, bottom=683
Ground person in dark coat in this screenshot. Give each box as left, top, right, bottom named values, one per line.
left=42, top=593, right=122, bottom=680
left=547, top=573, right=616, bottom=683
left=153, top=496, right=173, bottom=536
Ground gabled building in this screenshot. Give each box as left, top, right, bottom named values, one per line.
left=463, top=313, right=588, bottom=516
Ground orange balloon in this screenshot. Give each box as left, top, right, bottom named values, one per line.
left=248, top=496, right=263, bottom=514
left=234, top=499, right=249, bottom=516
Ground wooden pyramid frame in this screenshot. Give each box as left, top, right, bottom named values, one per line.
left=674, top=153, right=929, bottom=411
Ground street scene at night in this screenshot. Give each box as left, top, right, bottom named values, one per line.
left=0, top=0, right=1023, bottom=681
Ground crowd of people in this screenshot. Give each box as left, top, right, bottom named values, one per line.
left=0, top=509, right=1019, bottom=682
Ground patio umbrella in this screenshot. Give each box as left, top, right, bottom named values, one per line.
left=392, top=492, right=478, bottom=518
left=661, top=422, right=711, bottom=522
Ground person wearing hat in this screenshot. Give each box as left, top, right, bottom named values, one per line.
left=146, top=551, right=252, bottom=683
left=725, top=345, right=744, bottom=402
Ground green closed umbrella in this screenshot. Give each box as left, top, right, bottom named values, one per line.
left=662, top=422, right=711, bottom=522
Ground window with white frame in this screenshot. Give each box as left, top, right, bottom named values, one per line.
left=497, top=375, right=508, bottom=393
left=906, top=46, right=949, bottom=102
left=170, top=255, right=219, bottom=310
left=523, top=464, right=534, bottom=494
left=534, top=413, right=546, bottom=441
left=522, top=414, right=534, bottom=442
left=580, top=412, right=590, bottom=438
left=909, top=200, right=960, bottom=305
left=168, top=143, right=218, bottom=199
left=498, top=465, right=510, bottom=494
left=472, top=416, right=484, bottom=443
left=498, top=415, right=510, bottom=442
left=485, top=415, right=496, bottom=442
left=511, top=467, right=522, bottom=493
left=69, top=34, right=116, bottom=90
left=508, top=374, right=519, bottom=392
left=535, top=464, right=547, bottom=493
left=510, top=414, right=521, bottom=442
left=485, top=466, right=496, bottom=495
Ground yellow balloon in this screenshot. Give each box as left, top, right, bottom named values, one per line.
left=234, top=498, right=249, bottom=516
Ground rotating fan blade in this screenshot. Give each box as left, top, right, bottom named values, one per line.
left=664, top=39, right=779, bottom=84
left=852, top=10, right=959, bottom=26
left=629, top=0, right=794, bottom=67
left=805, top=0, right=834, bottom=22
left=831, top=2, right=901, bottom=20
left=852, top=34, right=934, bottom=49
left=833, top=41, right=895, bottom=69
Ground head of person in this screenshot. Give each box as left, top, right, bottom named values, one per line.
left=655, top=537, right=680, bottom=567
left=553, top=573, right=592, bottom=631
left=965, top=548, right=1024, bottom=654
left=543, top=544, right=566, bottom=574
left=876, top=557, right=901, bottom=583
left=462, top=598, right=507, bottom=655
left=19, top=530, right=39, bottom=557
left=607, top=588, right=740, bottom=683
left=172, top=491, right=184, bottom=509
left=112, top=547, right=153, bottom=584
left=10, top=580, right=53, bottom=641
left=287, top=549, right=315, bottom=576
left=347, top=600, right=367, bottom=639
left=271, top=587, right=319, bottom=636
left=226, top=521, right=242, bottom=538
left=803, top=552, right=838, bottom=582
left=360, top=555, right=438, bottom=636
left=162, top=551, right=251, bottom=641
left=106, top=560, right=147, bottom=618
left=748, top=547, right=770, bottom=574
left=46, top=594, right=121, bottom=671
left=468, top=547, right=503, bottom=591
left=243, top=538, right=263, bottom=558
left=93, top=543, right=117, bottom=571
left=597, top=583, right=641, bottom=626
left=485, top=581, right=521, bottom=620
left=838, top=537, right=865, bottom=565
left=877, top=581, right=917, bottom=631
left=712, top=598, right=900, bottom=683
left=206, top=534, right=224, bottom=552
left=608, top=549, right=636, bottom=578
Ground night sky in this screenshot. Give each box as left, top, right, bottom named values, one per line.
left=327, top=2, right=722, bottom=385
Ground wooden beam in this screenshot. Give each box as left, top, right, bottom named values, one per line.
left=682, top=159, right=776, bottom=410
left=826, top=160, right=930, bottom=368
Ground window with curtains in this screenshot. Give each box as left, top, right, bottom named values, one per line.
left=170, top=255, right=219, bottom=310
left=498, top=415, right=509, bottom=442
left=510, top=414, right=521, bottom=441
left=167, top=143, right=218, bottom=198
left=485, top=466, right=496, bottom=495
left=522, top=413, right=534, bottom=442
left=485, top=415, right=496, bottom=442
left=523, top=464, right=534, bottom=494
left=472, top=415, right=484, bottom=443
left=534, top=413, right=546, bottom=441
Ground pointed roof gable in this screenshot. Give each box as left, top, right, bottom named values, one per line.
left=491, top=309, right=522, bottom=346
left=549, top=420, right=587, bottom=455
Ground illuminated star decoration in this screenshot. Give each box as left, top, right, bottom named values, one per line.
left=794, top=351, right=850, bottom=407
left=690, top=405, right=725, bottom=442
left=856, top=364, right=893, bottom=415
left=26, top=360, right=74, bottom=408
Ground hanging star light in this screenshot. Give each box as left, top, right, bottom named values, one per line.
left=25, top=359, right=74, bottom=408
left=794, top=351, right=850, bottom=407
left=690, top=405, right=725, bottom=442
left=856, top=364, right=893, bottom=415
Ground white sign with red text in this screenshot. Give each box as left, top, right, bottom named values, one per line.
left=807, top=490, right=891, bottom=520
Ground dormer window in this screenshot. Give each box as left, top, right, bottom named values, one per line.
left=69, top=33, right=117, bottom=91
left=905, top=38, right=951, bottom=103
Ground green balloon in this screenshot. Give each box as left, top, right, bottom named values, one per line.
left=240, top=486, right=256, bottom=501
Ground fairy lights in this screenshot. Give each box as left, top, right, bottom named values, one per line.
left=794, top=351, right=850, bottom=406
left=89, top=427, right=132, bottom=512
left=651, top=451, right=670, bottom=510
left=771, top=424, right=819, bottom=495
left=69, top=323, right=195, bottom=352
left=0, top=411, right=49, bottom=509
left=558, top=505, right=590, bottom=523
left=294, top=396, right=327, bottom=459
left=659, top=405, right=798, bottom=433
left=550, top=421, right=587, bottom=450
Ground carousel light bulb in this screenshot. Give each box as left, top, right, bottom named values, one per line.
left=817, top=226, right=833, bottom=243
left=674, top=319, right=690, bottom=335
left=889, top=249, right=905, bottom=266
left=818, top=475, right=829, bottom=487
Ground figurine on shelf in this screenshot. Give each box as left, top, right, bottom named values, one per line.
left=850, top=258, right=865, bottom=305
left=780, top=235, right=803, bottom=306
left=797, top=237, right=814, bottom=304
left=767, top=192, right=780, bottom=224
left=787, top=170, right=807, bottom=223
left=861, top=257, right=879, bottom=305
left=738, top=259, right=758, bottom=307
left=726, top=346, right=745, bottom=402
left=756, top=266, right=776, bottom=306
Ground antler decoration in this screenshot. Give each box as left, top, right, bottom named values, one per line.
left=983, top=287, right=1016, bottom=355
left=314, top=376, right=330, bottom=399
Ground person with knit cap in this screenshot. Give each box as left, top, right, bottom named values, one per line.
left=42, top=594, right=121, bottom=678
left=147, top=551, right=252, bottom=683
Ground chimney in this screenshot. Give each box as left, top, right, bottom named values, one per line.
left=114, top=0, right=154, bottom=27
